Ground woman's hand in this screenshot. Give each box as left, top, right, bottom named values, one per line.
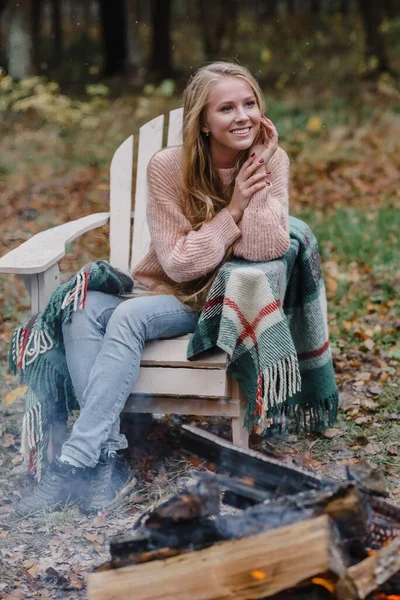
left=249, top=117, right=279, bottom=173
left=227, top=155, right=270, bottom=223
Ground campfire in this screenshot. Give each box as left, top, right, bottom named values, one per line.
left=88, top=426, right=400, bottom=600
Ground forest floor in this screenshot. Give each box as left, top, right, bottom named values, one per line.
left=0, top=80, right=399, bottom=599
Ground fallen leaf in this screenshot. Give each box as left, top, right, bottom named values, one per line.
left=339, top=392, right=360, bottom=411
left=358, top=372, right=371, bottom=381
left=324, top=428, right=342, bottom=439
left=83, top=533, right=96, bottom=543
left=27, top=565, right=39, bottom=577
left=2, top=434, right=16, bottom=448
left=353, top=435, right=369, bottom=447
left=360, top=339, right=375, bottom=351
left=369, top=385, right=383, bottom=395
left=3, top=386, right=28, bottom=406
left=360, top=398, right=377, bottom=410
left=92, top=514, right=106, bottom=528
left=386, top=413, right=400, bottom=421
left=364, top=442, right=382, bottom=455
left=354, top=415, right=373, bottom=424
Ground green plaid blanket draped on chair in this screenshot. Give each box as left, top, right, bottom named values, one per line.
left=187, top=216, right=339, bottom=432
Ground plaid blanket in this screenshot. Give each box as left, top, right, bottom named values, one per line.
left=187, top=216, right=338, bottom=432
left=8, top=260, right=134, bottom=479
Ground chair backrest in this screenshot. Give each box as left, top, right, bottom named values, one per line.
left=109, top=108, right=184, bottom=272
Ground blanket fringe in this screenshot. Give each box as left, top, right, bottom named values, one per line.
left=261, top=354, right=301, bottom=416
left=21, top=390, right=46, bottom=480
left=17, top=326, right=54, bottom=369
left=61, top=270, right=89, bottom=313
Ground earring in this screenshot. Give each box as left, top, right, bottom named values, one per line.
left=205, top=131, right=209, bottom=137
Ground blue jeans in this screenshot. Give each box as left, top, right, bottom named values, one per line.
left=61, top=291, right=199, bottom=467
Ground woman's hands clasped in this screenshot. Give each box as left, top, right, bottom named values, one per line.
left=227, top=117, right=279, bottom=223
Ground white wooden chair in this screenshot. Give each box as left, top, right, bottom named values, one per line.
left=0, top=108, right=249, bottom=449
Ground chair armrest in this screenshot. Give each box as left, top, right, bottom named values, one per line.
left=0, top=213, right=110, bottom=275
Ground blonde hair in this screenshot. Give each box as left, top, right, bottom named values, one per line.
left=155, top=62, right=266, bottom=310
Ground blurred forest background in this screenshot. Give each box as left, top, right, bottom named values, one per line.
left=0, top=2, right=399, bottom=595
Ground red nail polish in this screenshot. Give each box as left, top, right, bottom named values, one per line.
left=250, top=152, right=255, bottom=157
left=266, top=180, right=271, bottom=185
left=266, top=171, right=271, bottom=174
left=259, top=159, right=264, bottom=164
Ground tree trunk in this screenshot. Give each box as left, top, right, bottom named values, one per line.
left=148, top=0, right=173, bottom=81
left=287, top=0, right=296, bottom=14
left=99, top=0, right=127, bottom=77
left=197, top=0, right=238, bottom=62
left=227, top=0, right=239, bottom=55
left=51, top=0, right=62, bottom=67
left=384, top=0, right=400, bottom=19
left=340, top=0, right=351, bottom=16
left=126, top=0, right=142, bottom=77
left=31, top=0, right=42, bottom=72
left=83, top=0, right=91, bottom=30
left=0, top=0, right=7, bottom=65
left=357, top=0, right=392, bottom=77
left=6, top=0, right=34, bottom=79
left=259, top=0, right=277, bottom=21
left=310, top=0, right=320, bottom=14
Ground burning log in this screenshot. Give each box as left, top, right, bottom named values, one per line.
left=143, top=478, right=220, bottom=526
left=108, top=482, right=363, bottom=569
left=88, top=426, right=400, bottom=600
left=337, top=537, right=400, bottom=599
left=88, top=515, right=346, bottom=600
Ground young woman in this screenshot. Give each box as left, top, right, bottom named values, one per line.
left=17, top=61, right=291, bottom=516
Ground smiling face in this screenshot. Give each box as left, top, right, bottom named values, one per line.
left=201, top=75, right=262, bottom=168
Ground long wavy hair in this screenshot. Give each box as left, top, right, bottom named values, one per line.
left=154, top=62, right=266, bottom=310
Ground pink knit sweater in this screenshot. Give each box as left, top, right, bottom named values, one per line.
left=133, top=145, right=290, bottom=290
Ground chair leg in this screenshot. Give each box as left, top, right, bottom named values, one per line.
left=231, top=383, right=249, bottom=449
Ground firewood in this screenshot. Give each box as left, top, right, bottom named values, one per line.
left=144, top=478, right=220, bottom=526
left=88, top=515, right=346, bottom=600
left=181, top=424, right=332, bottom=495
left=346, top=460, right=389, bottom=497
left=108, top=482, right=366, bottom=570
left=336, top=536, right=400, bottom=599
left=193, top=469, right=271, bottom=506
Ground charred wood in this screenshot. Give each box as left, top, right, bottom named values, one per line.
left=337, top=536, right=400, bottom=599
left=181, top=424, right=332, bottom=495
left=109, top=483, right=369, bottom=568
left=144, top=479, right=220, bottom=527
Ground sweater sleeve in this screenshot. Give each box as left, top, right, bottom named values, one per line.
left=233, top=147, right=290, bottom=261
left=146, top=149, right=241, bottom=283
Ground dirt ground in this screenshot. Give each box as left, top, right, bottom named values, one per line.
left=0, top=360, right=399, bottom=599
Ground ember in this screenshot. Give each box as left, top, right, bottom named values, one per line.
left=250, top=569, right=268, bottom=581
left=311, top=577, right=336, bottom=593
left=88, top=426, right=400, bottom=600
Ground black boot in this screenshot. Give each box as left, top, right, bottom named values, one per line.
left=82, top=451, right=136, bottom=514
left=16, top=457, right=87, bottom=517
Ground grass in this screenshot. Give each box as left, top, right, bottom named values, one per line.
left=303, top=206, right=400, bottom=267
left=294, top=205, right=400, bottom=354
